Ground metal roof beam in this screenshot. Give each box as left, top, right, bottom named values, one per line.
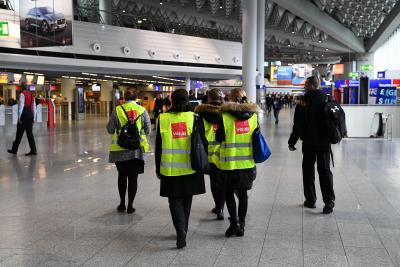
left=266, top=28, right=351, bottom=53
left=270, top=0, right=365, bottom=53
left=366, top=1, right=400, bottom=52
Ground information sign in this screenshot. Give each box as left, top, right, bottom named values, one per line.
left=360, top=64, right=373, bottom=71
left=0, top=22, right=9, bottom=36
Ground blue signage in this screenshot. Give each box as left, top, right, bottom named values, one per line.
left=349, top=80, right=359, bottom=87
left=277, top=67, right=293, bottom=80
left=334, top=80, right=347, bottom=88
left=370, top=79, right=391, bottom=88
left=376, top=87, right=397, bottom=105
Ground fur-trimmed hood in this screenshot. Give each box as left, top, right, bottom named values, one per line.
left=195, top=104, right=221, bottom=124
left=220, top=102, right=260, bottom=120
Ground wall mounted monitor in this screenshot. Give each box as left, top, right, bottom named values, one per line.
left=29, top=85, right=36, bottom=91
left=92, top=84, right=101, bottom=91
left=13, top=74, right=22, bottom=84
left=37, top=76, right=45, bottom=85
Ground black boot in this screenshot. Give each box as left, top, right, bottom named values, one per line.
left=176, top=231, right=187, bottom=249
left=237, top=221, right=245, bottom=237
left=216, top=209, right=224, bottom=221
left=225, top=217, right=239, bottom=237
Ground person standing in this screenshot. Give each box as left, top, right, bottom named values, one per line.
left=8, top=84, right=37, bottom=156
left=153, top=94, right=164, bottom=130
left=288, top=76, right=335, bottom=214
left=272, top=96, right=283, bottom=124
left=195, top=88, right=225, bottom=220
left=107, top=88, right=151, bottom=214
left=156, top=89, right=206, bottom=249
left=217, top=88, right=259, bottom=237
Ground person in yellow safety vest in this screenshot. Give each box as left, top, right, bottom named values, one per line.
left=107, top=88, right=151, bottom=214
left=155, top=89, right=206, bottom=249
left=216, top=88, right=260, bottom=238
left=194, top=88, right=226, bottom=220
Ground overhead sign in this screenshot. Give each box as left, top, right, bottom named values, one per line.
left=360, top=64, right=373, bottom=71
left=0, top=22, right=9, bottom=36
left=349, top=72, right=358, bottom=78
left=376, top=87, right=397, bottom=105
left=333, top=64, right=345, bottom=75
left=277, top=66, right=292, bottom=86
left=377, top=71, right=385, bottom=79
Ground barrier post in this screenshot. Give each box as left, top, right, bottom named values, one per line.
left=0, top=105, right=4, bottom=126
left=46, top=99, right=55, bottom=128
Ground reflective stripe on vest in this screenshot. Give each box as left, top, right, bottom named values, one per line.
left=216, top=112, right=257, bottom=170
left=203, top=119, right=220, bottom=165
left=109, top=102, right=150, bottom=152
left=160, top=112, right=195, bottom=176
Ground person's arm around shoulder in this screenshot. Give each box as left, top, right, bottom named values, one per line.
left=107, top=109, right=119, bottom=134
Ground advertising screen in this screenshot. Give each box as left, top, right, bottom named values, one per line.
left=29, top=85, right=36, bottom=91
left=50, top=85, right=57, bottom=91
left=25, top=75, right=34, bottom=85
left=77, top=87, right=85, bottom=113
left=292, top=64, right=313, bottom=85
left=277, top=67, right=292, bottom=85
left=19, top=0, right=73, bottom=48
left=333, top=64, right=345, bottom=75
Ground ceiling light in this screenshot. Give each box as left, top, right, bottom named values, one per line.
left=287, top=44, right=291, bottom=47
left=326, top=48, right=329, bottom=51
left=122, top=10, right=126, bottom=13
left=291, top=31, right=295, bottom=34
left=318, top=40, right=322, bottom=43
left=308, top=52, right=311, bottom=54
left=143, top=18, right=147, bottom=21
left=220, top=5, right=223, bottom=8
left=138, top=20, right=142, bottom=24
left=160, top=0, right=163, bottom=5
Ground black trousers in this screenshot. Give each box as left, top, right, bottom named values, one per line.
left=115, top=160, right=139, bottom=207
left=302, top=149, right=335, bottom=204
left=11, top=119, right=37, bottom=153
left=168, top=196, right=192, bottom=235
left=273, top=109, right=280, bottom=123
left=225, top=188, right=248, bottom=223
left=209, top=173, right=225, bottom=211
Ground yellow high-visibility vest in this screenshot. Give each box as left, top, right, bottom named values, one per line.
left=203, top=119, right=220, bottom=165
left=216, top=112, right=257, bottom=170
left=109, top=102, right=149, bottom=152
left=159, top=112, right=195, bottom=176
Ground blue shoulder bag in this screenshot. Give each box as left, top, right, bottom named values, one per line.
left=252, top=125, right=271, bottom=163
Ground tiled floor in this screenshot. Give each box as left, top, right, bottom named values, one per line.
left=1, top=109, right=400, bottom=267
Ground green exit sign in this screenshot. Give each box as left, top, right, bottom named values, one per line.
left=349, top=72, right=358, bottom=78
left=360, top=64, right=373, bottom=71
left=0, top=22, right=9, bottom=36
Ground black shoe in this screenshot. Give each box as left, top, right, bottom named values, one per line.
left=304, top=201, right=316, bottom=209
left=225, top=217, right=239, bottom=237
left=7, top=150, right=16, bottom=155
left=127, top=206, right=136, bottom=214
left=117, top=204, right=126, bottom=212
left=25, top=152, right=37, bottom=156
left=211, top=207, right=217, bottom=214
left=323, top=202, right=335, bottom=214
left=236, top=221, right=245, bottom=237
left=176, top=232, right=187, bottom=249
left=216, top=209, right=224, bottom=221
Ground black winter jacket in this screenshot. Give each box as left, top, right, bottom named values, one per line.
left=288, top=90, right=331, bottom=152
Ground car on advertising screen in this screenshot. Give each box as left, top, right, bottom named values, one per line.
left=25, top=7, right=67, bottom=35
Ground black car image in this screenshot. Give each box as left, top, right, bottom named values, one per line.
left=24, top=7, right=67, bottom=35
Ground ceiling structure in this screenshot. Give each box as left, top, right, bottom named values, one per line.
left=74, top=0, right=400, bottom=63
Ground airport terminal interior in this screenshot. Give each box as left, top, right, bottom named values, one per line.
left=1, top=0, right=400, bottom=266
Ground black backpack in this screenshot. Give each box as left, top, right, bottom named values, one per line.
left=323, top=97, right=347, bottom=144
left=117, top=106, right=142, bottom=150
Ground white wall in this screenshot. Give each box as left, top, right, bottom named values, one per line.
left=342, top=105, right=400, bottom=138
left=374, top=26, right=400, bottom=77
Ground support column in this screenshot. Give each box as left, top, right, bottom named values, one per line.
left=100, top=81, right=113, bottom=116
left=256, top=0, right=266, bottom=109
left=61, top=78, right=75, bottom=121
left=99, top=0, right=112, bottom=25
left=242, top=0, right=257, bottom=103
left=185, top=77, right=191, bottom=92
